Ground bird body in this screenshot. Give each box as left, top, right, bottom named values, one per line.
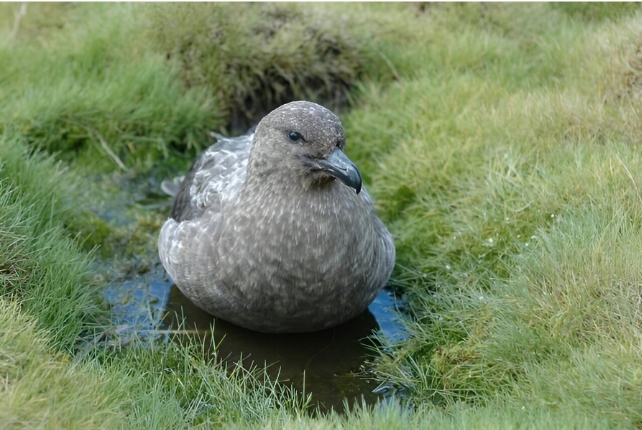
left=159, top=101, right=395, bottom=333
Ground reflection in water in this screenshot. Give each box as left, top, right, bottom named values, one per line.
left=104, top=263, right=407, bottom=413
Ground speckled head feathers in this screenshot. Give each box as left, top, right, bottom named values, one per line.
left=252, top=101, right=346, bottom=159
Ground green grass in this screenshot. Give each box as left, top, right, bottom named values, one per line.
left=2, top=2, right=642, bottom=428
left=349, top=3, right=642, bottom=426
left=0, top=3, right=215, bottom=171
left=0, top=130, right=101, bottom=351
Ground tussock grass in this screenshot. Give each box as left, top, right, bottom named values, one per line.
left=96, top=339, right=311, bottom=427
left=0, top=131, right=100, bottom=350
left=0, top=294, right=309, bottom=428
left=0, top=2, right=397, bottom=168
left=3, top=2, right=642, bottom=428
left=349, top=3, right=642, bottom=426
left=147, top=3, right=370, bottom=130
left=0, top=4, right=214, bottom=170
left=0, top=299, right=124, bottom=428
left=256, top=400, right=613, bottom=430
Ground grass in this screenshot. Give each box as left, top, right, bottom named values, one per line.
left=0, top=3, right=214, bottom=171
left=0, top=130, right=101, bottom=351
left=147, top=3, right=373, bottom=130
left=2, top=2, right=642, bottom=428
left=350, top=3, right=642, bottom=426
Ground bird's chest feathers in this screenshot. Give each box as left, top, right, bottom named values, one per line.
left=220, top=186, right=365, bottom=274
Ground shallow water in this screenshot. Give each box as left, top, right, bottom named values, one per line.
left=98, top=169, right=408, bottom=412
left=104, top=262, right=408, bottom=413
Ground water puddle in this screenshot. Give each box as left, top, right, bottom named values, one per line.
left=104, top=262, right=408, bottom=413
left=95, top=170, right=408, bottom=413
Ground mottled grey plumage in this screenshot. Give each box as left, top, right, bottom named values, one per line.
left=158, top=101, right=395, bottom=333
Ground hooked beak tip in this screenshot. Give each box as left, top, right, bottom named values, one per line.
left=316, top=148, right=362, bottom=194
